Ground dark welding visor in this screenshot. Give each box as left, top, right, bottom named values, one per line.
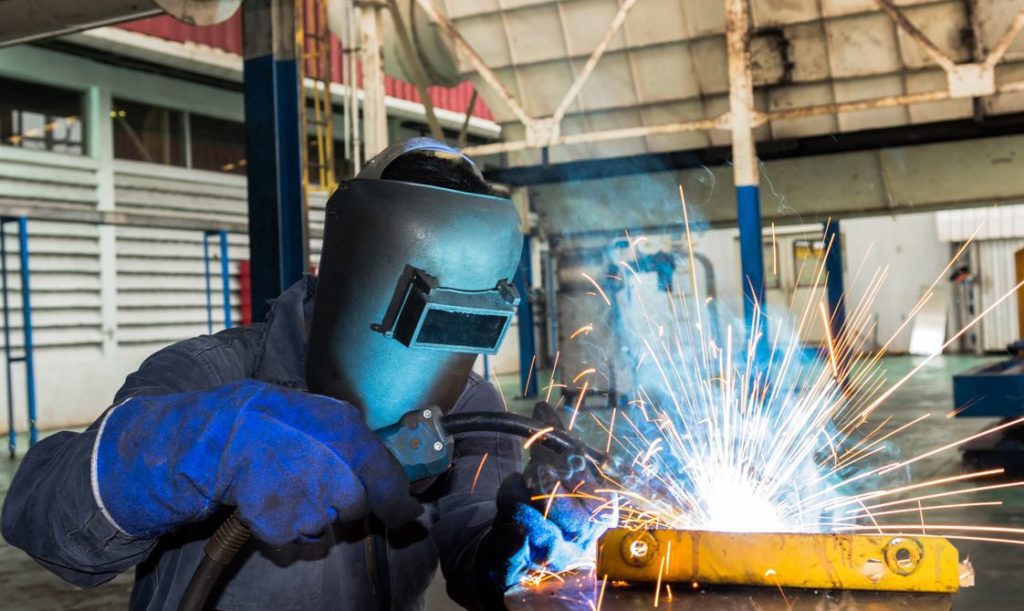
left=372, top=265, right=520, bottom=354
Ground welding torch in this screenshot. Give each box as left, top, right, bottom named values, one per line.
left=177, top=408, right=615, bottom=611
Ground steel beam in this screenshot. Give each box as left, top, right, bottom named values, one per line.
left=242, top=0, right=308, bottom=322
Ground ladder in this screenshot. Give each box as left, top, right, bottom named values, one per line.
left=297, top=0, right=338, bottom=195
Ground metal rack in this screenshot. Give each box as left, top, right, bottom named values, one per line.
left=1, top=217, right=36, bottom=459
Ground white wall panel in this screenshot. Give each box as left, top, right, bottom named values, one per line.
left=975, top=238, right=1024, bottom=351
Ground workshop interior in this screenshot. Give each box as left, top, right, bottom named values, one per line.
left=2, top=0, right=1024, bottom=609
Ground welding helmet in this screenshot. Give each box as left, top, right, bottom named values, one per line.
left=307, top=138, right=523, bottom=432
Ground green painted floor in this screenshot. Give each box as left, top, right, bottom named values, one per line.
left=1, top=355, right=1022, bottom=609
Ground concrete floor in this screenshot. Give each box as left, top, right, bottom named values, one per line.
left=1, top=356, right=1022, bottom=609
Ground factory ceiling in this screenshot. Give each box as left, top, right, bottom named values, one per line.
left=396, top=0, right=1024, bottom=167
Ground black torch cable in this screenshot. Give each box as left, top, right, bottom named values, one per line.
left=177, top=411, right=609, bottom=611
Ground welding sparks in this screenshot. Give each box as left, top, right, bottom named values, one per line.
left=517, top=193, right=1024, bottom=605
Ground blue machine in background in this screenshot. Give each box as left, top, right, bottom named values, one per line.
left=952, top=340, right=1024, bottom=473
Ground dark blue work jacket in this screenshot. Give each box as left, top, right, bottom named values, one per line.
left=2, top=277, right=521, bottom=610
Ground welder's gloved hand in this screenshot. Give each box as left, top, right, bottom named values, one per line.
left=476, top=402, right=616, bottom=607
left=93, top=379, right=422, bottom=546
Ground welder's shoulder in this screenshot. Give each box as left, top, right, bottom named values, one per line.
left=115, top=324, right=265, bottom=400
left=451, top=372, right=504, bottom=414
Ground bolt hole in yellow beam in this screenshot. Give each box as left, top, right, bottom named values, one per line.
left=597, top=529, right=974, bottom=594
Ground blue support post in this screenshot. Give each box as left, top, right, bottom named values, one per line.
left=203, top=230, right=234, bottom=334
left=737, top=185, right=766, bottom=324
left=2, top=217, right=37, bottom=458
left=725, top=0, right=768, bottom=362
left=514, top=236, right=538, bottom=398
left=243, top=0, right=308, bottom=322
left=823, top=220, right=847, bottom=353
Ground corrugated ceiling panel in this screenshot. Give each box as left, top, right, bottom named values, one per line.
left=751, top=0, right=822, bottom=27
left=894, top=3, right=970, bottom=68
left=623, top=0, right=687, bottom=47
left=562, top=0, right=627, bottom=55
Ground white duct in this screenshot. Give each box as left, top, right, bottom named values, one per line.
left=327, top=0, right=460, bottom=87
left=0, top=0, right=242, bottom=48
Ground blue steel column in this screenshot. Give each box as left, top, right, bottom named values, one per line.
left=823, top=220, right=847, bottom=349
left=514, top=236, right=538, bottom=398
left=726, top=0, right=768, bottom=358
left=243, top=0, right=308, bottom=322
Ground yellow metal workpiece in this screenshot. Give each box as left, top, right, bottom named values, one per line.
left=597, top=529, right=963, bottom=593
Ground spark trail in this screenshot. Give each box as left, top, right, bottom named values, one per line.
left=519, top=194, right=1024, bottom=604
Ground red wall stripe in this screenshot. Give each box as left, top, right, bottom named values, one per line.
left=117, top=14, right=494, bottom=121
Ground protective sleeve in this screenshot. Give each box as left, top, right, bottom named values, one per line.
left=430, top=375, right=524, bottom=609
left=0, top=326, right=263, bottom=587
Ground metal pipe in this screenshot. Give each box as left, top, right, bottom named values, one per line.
left=386, top=0, right=444, bottom=141
left=457, top=89, right=478, bottom=149
left=359, top=2, right=389, bottom=158
left=348, top=0, right=362, bottom=172
left=464, top=115, right=723, bottom=157
left=725, top=0, right=767, bottom=355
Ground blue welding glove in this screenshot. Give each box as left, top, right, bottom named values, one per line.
left=476, top=402, right=616, bottom=607
left=93, top=379, right=422, bottom=546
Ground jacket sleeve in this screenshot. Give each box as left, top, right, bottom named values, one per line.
left=430, top=375, right=523, bottom=608
left=0, top=326, right=263, bottom=587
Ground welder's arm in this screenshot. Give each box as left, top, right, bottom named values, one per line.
left=430, top=375, right=524, bottom=610
left=0, top=331, right=260, bottom=587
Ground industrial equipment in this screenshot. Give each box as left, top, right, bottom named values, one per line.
left=598, top=528, right=970, bottom=594
left=549, top=229, right=718, bottom=408
left=952, top=341, right=1024, bottom=474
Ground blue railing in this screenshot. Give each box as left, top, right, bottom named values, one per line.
left=1, top=217, right=36, bottom=459
left=202, top=230, right=233, bottom=335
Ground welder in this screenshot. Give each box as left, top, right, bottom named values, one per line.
left=1, top=139, right=609, bottom=610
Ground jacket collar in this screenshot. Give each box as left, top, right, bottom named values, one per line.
left=254, top=275, right=318, bottom=390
